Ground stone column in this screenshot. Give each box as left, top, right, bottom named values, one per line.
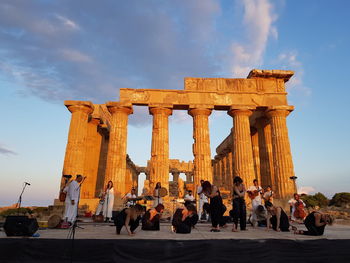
left=256, top=117, right=274, bottom=189
left=267, top=106, right=296, bottom=199
left=221, top=154, right=227, bottom=188
left=81, top=117, right=102, bottom=199
left=188, top=107, right=213, bottom=189
left=149, top=106, right=172, bottom=193
left=62, top=101, right=94, bottom=190
left=172, top=171, right=180, bottom=182
left=104, top=102, right=133, bottom=206
left=185, top=172, right=193, bottom=183
left=251, top=127, right=261, bottom=183
left=95, top=124, right=109, bottom=197
left=228, top=106, right=256, bottom=186
left=227, top=151, right=233, bottom=192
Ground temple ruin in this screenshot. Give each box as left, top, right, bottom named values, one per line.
left=58, top=69, right=297, bottom=211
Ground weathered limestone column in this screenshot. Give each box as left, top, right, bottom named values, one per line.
left=221, top=154, right=228, bottom=187
left=228, top=106, right=256, bottom=186
left=227, top=151, right=233, bottom=191
left=256, top=117, right=274, bottom=189
left=185, top=172, right=193, bottom=183
left=251, top=127, right=261, bottom=183
left=62, top=101, right=94, bottom=189
left=267, top=106, right=296, bottom=199
left=95, top=124, right=109, bottom=196
left=172, top=171, right=180, bottom=182
left=81, top=117, right=102, bottom=199
left=188, top=107, right=213, bottom=189
left=149, top=106, right=172, bottom=193
left=104, top=102, right=133, bottom=205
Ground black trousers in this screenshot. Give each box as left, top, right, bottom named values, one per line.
left=141, top=219, right=160, bottom=231
left=303, top=220, right=325, bottom=236
left=232, top=198, right=246, bottom=230
left=175, top=214, right=199, bottom=234
left=210, top=196, right=225, bottom=228
left=116, top=218, right=140, bottom=234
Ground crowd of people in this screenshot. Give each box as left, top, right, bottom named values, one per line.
left=62, top=175, right=334, bottom=237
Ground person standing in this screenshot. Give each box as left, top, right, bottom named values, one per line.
left=63, top=174, right=83, bottom=224
left=202, top=181, right=225, bottom=232
left=197, top=180, right=209, bottom=221
left=103, top=181, right=114, bottom=222
left=153, top=182, right=163, bottom=207
left=247, top=179, right=263, bottom=225
left=232, top=176, right=247, bottom=231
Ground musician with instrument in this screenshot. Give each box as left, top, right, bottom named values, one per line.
left=184, top=190, right=196, bottom=207
left=141, top=204, right=164, bottom=231
left=153, top=182, right=167, bottom=207
left=124, top=187, right=137, bottom=207
left=262, top=185, right=274, bottom=204
left=232, top=176, right=247, bottom=231
left=102, top=181, right=114, bottom=223
left=247, top=179, right=264, bottom=226
left=63, top=174, right=83, bottom=224
left=115, top=204, right=145, bottom=236
left=288, top=193, right=306, bottom=222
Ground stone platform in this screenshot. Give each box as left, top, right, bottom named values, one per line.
left=1, top=221, right=350, bottom=240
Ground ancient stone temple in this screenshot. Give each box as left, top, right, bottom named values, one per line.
left=58, top=69, right=297, bottom=211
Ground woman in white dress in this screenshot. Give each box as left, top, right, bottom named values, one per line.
left=103, top=181, right=114, bottom=222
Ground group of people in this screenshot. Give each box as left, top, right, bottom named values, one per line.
left=63, top=175, right=334, bottom=237
left=198, top=177, right=334, bottom=236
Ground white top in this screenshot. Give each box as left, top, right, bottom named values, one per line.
left=125, top=193, right=137, bottom=207
left=184, top=194, right=195, bottom=202
left=197, top=185, right=208, bottom=202
left=65, top=180, right=80, bottom=202
left=248, top=185, right=263, bottom=208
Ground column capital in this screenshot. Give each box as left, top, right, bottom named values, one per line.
left=228, top=105, right=255, bottom=117
left=89, top=117, right=101, bottom=125
left=250, top=127, right=258, bottom=135
left=106, top=102, right=133, bottom=115
left=188, top=108, right=212, bottom=117
left=266, top=105, right=294, bottom=118
left=65, top=100, right=94, bottom=114
left=149, top=106, right=173, bottom=116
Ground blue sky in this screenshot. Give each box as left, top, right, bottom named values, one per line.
left=1, top=0, right=349, bottom=206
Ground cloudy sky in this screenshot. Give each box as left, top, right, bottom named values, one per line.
left=1, top=0, right=349, bottom=206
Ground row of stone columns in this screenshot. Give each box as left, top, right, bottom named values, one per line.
left=213, top=106, right=296, bottom=199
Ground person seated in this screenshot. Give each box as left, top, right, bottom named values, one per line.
left=251, top=205, right=268, bottom=227
left=115, top=204, right=145, bottom=236
left=288, top=193, right=306, bottom=222
left=124, top=187, right=137, bottom=207
left=265, top=201, right=290, bottom=232
left=141, top=204, right=164, bottom=231
left=172, top=204, right=198, bottom=234
left=295, top=211, right=334, bottom=236
left=184, top=190, right=196, bottom=207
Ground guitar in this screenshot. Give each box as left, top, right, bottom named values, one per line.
left=247, top=188, right=263, bottom=200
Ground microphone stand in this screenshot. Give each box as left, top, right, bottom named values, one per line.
left=16, top=183, right=29, bottom=216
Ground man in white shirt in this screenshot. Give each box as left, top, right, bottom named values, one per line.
left=124, top=188, right=137, bottom=207
left=197, top=180, right=209, bottom=221
left=184, top=190, right=195, bottom=207
left=63, top=174, right=83, bottom=224
left=288, top=193, right=306, bottom=221
left=247, top=179, right=263, bottom=225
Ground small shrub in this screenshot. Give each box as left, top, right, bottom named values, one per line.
left=329, top=192, right=350, bottom=207
left=301, top=192, right=329, bottom=208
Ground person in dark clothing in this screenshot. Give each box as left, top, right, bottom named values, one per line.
left=295, top=211, right=334, bottom=236
left=115, top=204, right=144, bottom=236
left=232, top=176, right=247, bottom=231
left=141, top=204, right=164, bottom=231
left=172, top=204, right=198, bottom=234
left=265, top=201, right=290, bottom=232
left=202, top=181, right=226, bottom=232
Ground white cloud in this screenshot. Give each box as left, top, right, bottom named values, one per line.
left=60, top=49, right=93, bottom=63
left=55, top=14, right=80, bottom=31
left=230, top=0, right=277, bottom=77
left=298, top=186, right=316, bottom=195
